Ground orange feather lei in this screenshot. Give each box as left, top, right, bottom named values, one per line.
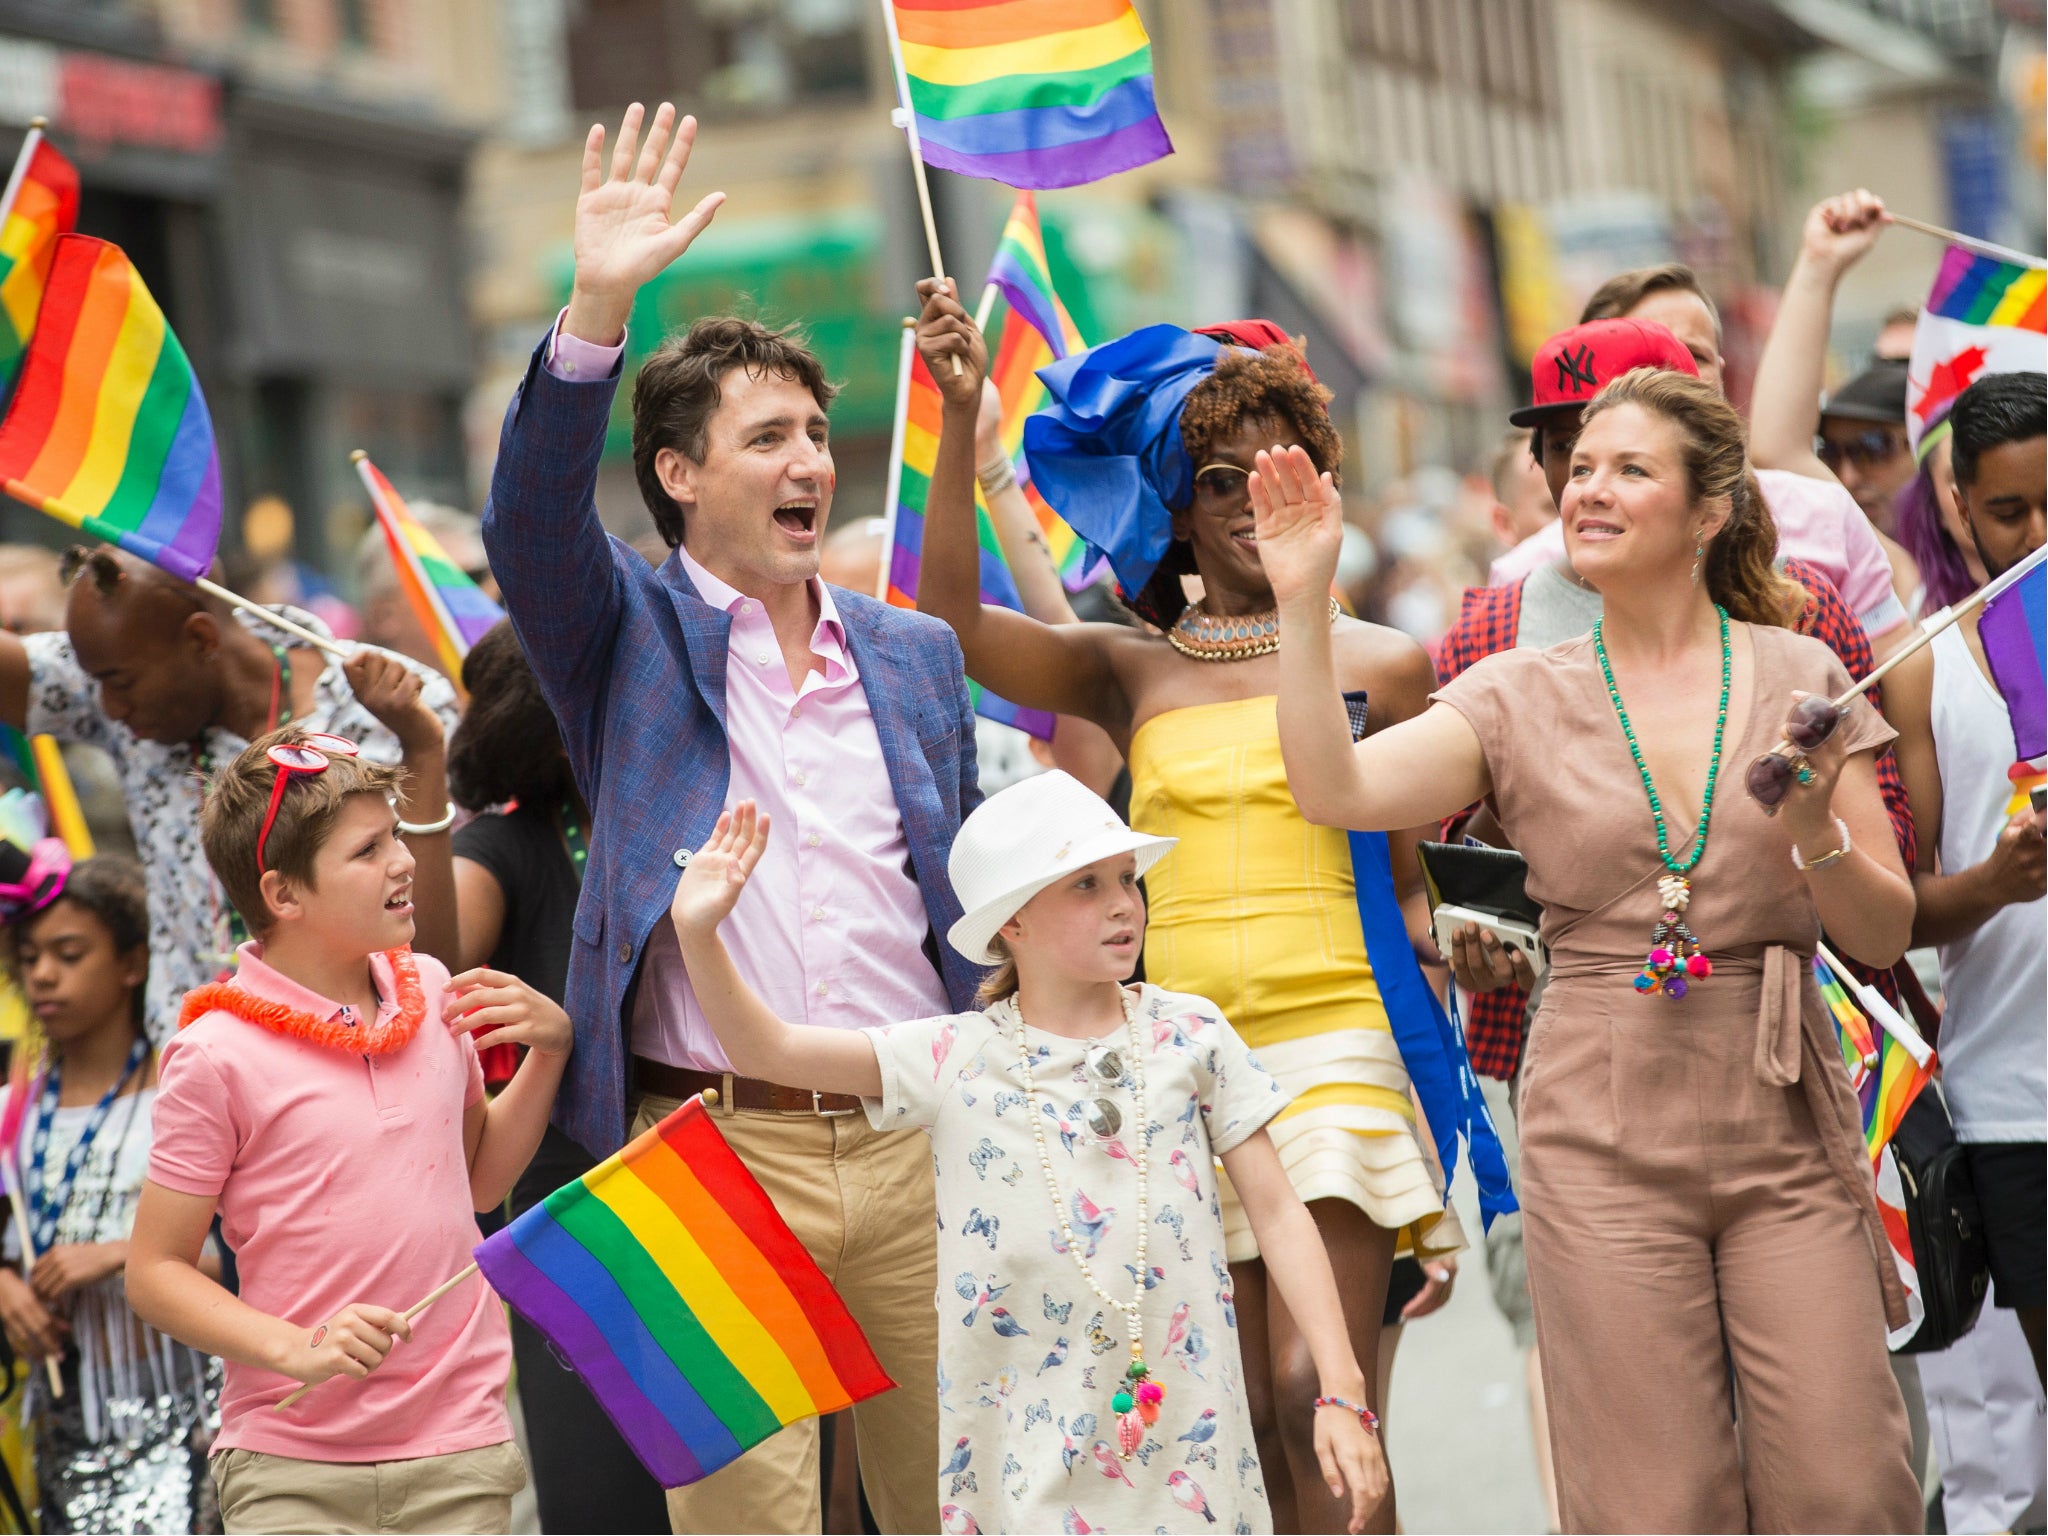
left=177, top=948, right=427, bottom=1056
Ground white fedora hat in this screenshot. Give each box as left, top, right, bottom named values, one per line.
left=946, top=770, right=1176, bottom=966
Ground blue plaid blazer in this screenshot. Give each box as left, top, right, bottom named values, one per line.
left=481, top=335, right=985, bottom=1155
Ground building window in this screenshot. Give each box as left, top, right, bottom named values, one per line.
left=566, top=0, right=868, bottom=116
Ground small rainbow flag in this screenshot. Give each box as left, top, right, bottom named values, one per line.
left=1814, top=952, right=1934, bottom=1163
left=1978, top=543, right=2046, bottom=762
left=986, top=192, right=1097, bottom=590
left=0, top=132, right=80, bottom=399
left=1907, top=248, right=2048, bottom=450
left=892, top=0, right=1172, bottom=189
left=0, top=236, right=221, bottom=583
left=473, top=1097, right=893, bottom=1488
left=355, top=452, right=502, bottom=688
left=882, top=325, right=1056, bottom=739
left=1926, top=249, right=2048, bottom=330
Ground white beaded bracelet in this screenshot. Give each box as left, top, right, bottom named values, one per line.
left=976, top=456, right=1017, bottom=497
left=398, top=803, right=457, bottom=835
left=1790, top=817, right=1851, bottom=871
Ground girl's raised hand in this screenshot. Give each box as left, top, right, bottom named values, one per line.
left=443, top=969, right=573, bottom=1057
left=1248, top=444, right=1344, bottom=607
left=670, top=802, right=770, bottom=938
left=1315, top=1407, right=1391, bottom=1536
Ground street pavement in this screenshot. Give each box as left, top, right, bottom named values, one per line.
left=1383, top=1176, right=1551, bottom=1534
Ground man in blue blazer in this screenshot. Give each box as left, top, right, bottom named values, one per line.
left=482, top=104, right=979, bottom=1533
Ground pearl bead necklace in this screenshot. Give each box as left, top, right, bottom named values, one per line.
left=1011, top=985, right=1161, bottom=1457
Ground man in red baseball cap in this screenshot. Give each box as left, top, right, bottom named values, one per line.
left=1508, top=317, right=1701, bottom=508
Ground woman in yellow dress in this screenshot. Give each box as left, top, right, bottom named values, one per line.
left=911, top=282, right=1508, bottom=1532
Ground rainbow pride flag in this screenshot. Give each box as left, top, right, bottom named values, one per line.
left=986, top=192, right=1096, bottom=590
left=1978, top=543, right=2046, bottom=762
left=1927, top=249, right=2048, bottom=330
left=355, top=452, right=502, bottom=687
left=1907, top=248, right=2048, bottom=450
left=1815, top=952, right=1934, bottom=1163
left=0, top=133, right=79, bottom=399
left=0, top=236, right=220, bottom=583
left=473, top=1096, right=892, bottom=1488
left=892, top=0, right=1172, bottom=189
left=882, top=327, right=1057, bottom=739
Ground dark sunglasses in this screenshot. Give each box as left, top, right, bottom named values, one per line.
left=1816, top=429, right=1905, bottom=471
left=1745, top=696, right=1844, bottom=813
left=1192, top=463, right=1251, bottom=502
left=58, top=545, right=121, bottom=593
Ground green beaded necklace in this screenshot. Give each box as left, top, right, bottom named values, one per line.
left=1591, top=604, right=1729, bottom=1001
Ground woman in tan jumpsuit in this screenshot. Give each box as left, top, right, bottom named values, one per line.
left=1257, top=366, right=1921, bottom=1533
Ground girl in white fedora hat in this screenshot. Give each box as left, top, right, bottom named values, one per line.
left=669, top=771, right=1385, bottom=1536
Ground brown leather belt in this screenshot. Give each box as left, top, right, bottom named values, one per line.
left=632, top=1058, right=861, bottom=1116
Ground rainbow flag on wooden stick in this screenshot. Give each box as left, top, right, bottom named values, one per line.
left=1907, top=247, right=2048, bottom=452
left=892, top=0, right=1172, bottom=189
left=354, top=452, right=502, bottom=687
left=881, top=323, right=1057, bottom=739
left=0, top=130, right=79, bottom=399
left=472, top=1097, right=893, bottom=1488
left=1814, top=949, right=1934, bottom=1164
left=0, top=236, right=220, bottom=582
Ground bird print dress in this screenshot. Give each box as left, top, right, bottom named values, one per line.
left=864, top=983, right=1285, bottom=1535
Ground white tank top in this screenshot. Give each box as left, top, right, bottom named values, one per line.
left=1929, top=622, right=2046, bottom=1142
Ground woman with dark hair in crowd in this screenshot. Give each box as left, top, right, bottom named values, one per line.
left=913, top=282, right=1510, bottom=1533
left=0, top=850, right=218, bottom=1533
left=448, top=621, right=666, bottom=1534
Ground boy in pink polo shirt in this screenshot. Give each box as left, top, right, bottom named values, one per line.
left=127, top=724, right=571, bottom=1534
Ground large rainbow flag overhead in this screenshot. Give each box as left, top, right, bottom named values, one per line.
left=883, top=328, right=1057, bottom=740
left=892, top=0, right=1172, bottom=189
left=355, top=452, right=503, bottom=688
left=986, top=191, right=1096, bottom=590
left=473, top=1096, right=892, bottom=1488
left=0, top=236, right=221, bottom=582
left=0, top=133, right=79, bottom=398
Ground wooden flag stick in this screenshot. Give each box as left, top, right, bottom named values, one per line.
left=875, top=319, right=919, bottom=603
left=879, top=0, right=963, bottom=376
left=192, top=578, right=349, bottom=659
left=1886, top=213, right=2047, bottom=271
left=274, top=1262, right=480, bottom=1412
left=1, top=1158, right=63, bottom=1397
left=974, top=282, right=1000, bottom=333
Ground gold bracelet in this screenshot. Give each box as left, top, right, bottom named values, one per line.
left=976, top=456, right=1017, bottom=497
left=1791, top=817, right=1851, bottom=871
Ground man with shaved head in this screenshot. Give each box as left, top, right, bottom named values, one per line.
left=0, top=544, right=459, bottom=1041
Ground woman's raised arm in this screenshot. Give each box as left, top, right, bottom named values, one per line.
left=912, top=280, right=1134, bottom=737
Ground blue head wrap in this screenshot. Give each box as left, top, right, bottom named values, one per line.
left=1021, top=325, right=1222, bottom=600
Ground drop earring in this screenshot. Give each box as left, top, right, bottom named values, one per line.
left=1690, top=539, right=1704, bottom=587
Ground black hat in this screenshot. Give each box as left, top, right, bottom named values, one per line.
left=1821, top=358, right=1909, bottom=425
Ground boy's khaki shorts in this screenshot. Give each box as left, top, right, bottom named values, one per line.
left=212, top=1440, right=526, bottom=1534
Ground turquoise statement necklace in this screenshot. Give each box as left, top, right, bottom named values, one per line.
left=1593, top=605, right=1730, bottom=1000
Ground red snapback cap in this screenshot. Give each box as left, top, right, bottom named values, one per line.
left=1510, top=317, right=1699, bottom=427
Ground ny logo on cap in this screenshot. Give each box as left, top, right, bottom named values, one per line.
left=1555, top=344, right=1599, bottom=393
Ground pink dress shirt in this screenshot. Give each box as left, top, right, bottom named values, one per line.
left=544, top=314, right=949, bottom=1070
left=1489, top=467, right=1909, bottom=640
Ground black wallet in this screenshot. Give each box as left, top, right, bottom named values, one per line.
left=1415, top=841, right=1542, bottom=931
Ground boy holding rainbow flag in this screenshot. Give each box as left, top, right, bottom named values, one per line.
left=124, top=724, right=572, bottom=1532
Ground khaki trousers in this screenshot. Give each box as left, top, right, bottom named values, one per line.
left=212, top=1440, right=525, bottom=1534
left=632, top=1092, right=940, bottom=1536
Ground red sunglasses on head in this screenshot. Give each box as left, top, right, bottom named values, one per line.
left=255, top=734, right=361, bottom=877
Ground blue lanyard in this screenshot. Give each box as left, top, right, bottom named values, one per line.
left=25, top=1037, right=148, bottom=1254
